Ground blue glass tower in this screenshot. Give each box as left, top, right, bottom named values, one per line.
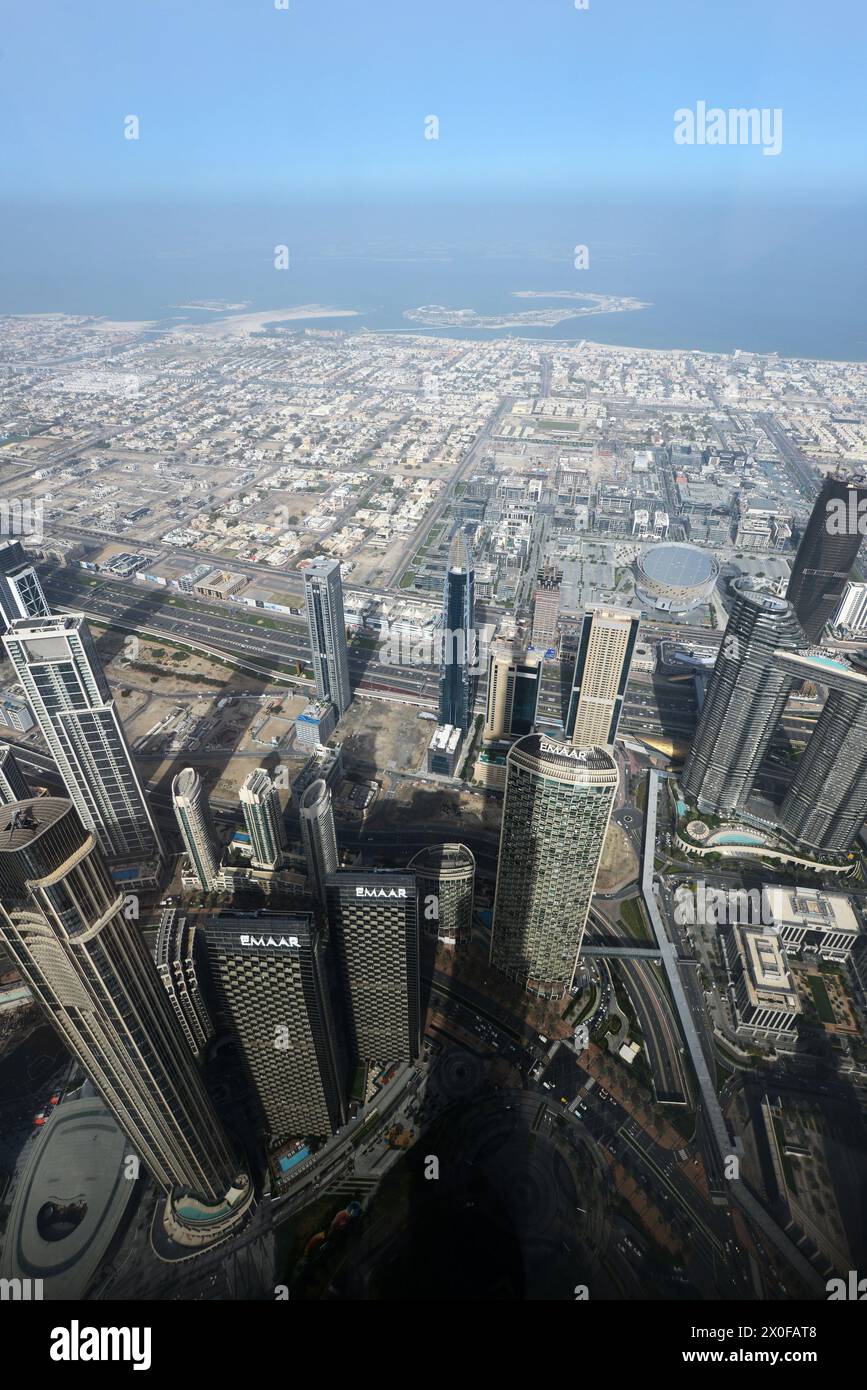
left=438, top=534, right=476, bottom=733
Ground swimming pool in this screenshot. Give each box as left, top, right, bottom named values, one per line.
left=707, top=831, right=766, bottom=846
left=278, top=1147, right=311, bottom=1173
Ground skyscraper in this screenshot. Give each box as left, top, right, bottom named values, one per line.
left=3, top=615, right=164, bottom=865
left=483, top=639, right=541, bottom=741
left=0, top=541, right=50, bottom=632
left=681, top=582, right=806, bottom=814
left=407, top=842, right=475, bottom=948
left=303, top=557, right=351, bottom=718
left=0, top=797, right=243, bottom=1209
left=205, top=911, right=346, bottom=1140
left=239, top=768, right=285, bottom=870
left=172, top=767, right=220, bottom=892
left=0, top=742, right=30, bottom=805
left=438, top=533, right=476, bottom=734
left=777, top=654, right=867, bottom=853
left=566, top=607, right=640, bottom=747
left=786, top=471, right=867, bottom=642
left=326, top=870, right=420, bottom=1063
left=299, top=778, right=339, bottom=910
left=154, top=907, right=214, bottom=1057
left=489, top=736, right=618, bottom=999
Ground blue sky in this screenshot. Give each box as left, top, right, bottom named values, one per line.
left=1, top=0, right=864, bottom=201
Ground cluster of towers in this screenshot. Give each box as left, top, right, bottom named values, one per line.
left=0, top=535, right=641, bottom=1231
left=479, top=606, right=640, bottom=999
left=4, top=457, right=867, bottom=1250
left=684, top=471, right=867, bottom=855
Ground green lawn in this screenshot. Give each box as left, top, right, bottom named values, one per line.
left=807, top=974, right=835, bottom=1025
left=618, top=897, right=654, bottom=942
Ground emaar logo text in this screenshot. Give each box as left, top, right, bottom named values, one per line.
left=239, top=934, right=300, bottom=948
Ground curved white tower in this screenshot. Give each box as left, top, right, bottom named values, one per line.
left=172, top=767, right=220, bottom=892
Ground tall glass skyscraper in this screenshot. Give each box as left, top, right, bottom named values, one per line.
left=489, top=736, right=618, bottom=999
left=0, top=742, right=31, bottom=804
left=3, top=615, right=164, bottom=865
left=439, top=533, right=476, bottom=733
left=299, top=777, right=339, bottom=911
left=0, top=540, right=50, bottom=632
left=682, top=582, right=806, bottom=814
left=172, top=767, right=220, bottom=892
left=483, top=639, right=541, bottom=741
left=0, top=797, right=243, bottom=1208
left=205, top=910, right=347, bottom=1140
left=407, top=842, right=475, bottom=948
left=303, top=557, right=351, bottom=718
left=786, top=471, right=867, bottom=642
left=566, top=607, right=640, bottom=747
left=777, top=653, right=867, bottom=853
left=239, top=767, right=285, bottom=870
left=325, top=870, right=420, bottom=1063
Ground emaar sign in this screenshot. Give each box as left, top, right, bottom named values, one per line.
left=239, top=934, right=300, bottom=948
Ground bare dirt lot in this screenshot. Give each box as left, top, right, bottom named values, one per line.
left=337, top=695, right=432, bottom=777
left=596, top=820, right=639, bottom=893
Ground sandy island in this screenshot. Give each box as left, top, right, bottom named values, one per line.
left=177, top=305, right=361, bottom=337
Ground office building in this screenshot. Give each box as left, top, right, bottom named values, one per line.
left=483, top=640, right=541, bottom=741
left=426, top=722, right=462, bottom=776
left=0, top=742, right=30, bottom=805
left=0, top=541, right=50, bottom=632
left=299, top=778, right=339, bottom=910
left=407, top=843, right=475, bottom=948
left=473, top=744, right=508, bottom=789
left=0, top=696, right=33, bottom=733
left=239, top=768, right=285, bottom=870
left=326, top=870, right=420, bottom=1063
left=786, top=471, right=867, bottom=642
left=0, top=798, right=245, bottom=1212
left=763, top=886, right=862, bottom=962
left=682, top=582, right=806, bottom=814
left=438, top=533, right=476, bottom=733
left=193, top=569, right=246, bottom=601
left=3, top=615, right=164, bottom=865
left=303, top=557, right=351, bottom=718
left=172, top=767, right=220, bottom=893
left=205, top=911, right=346, bottom=1140
left=721, top=923, right=801, bottom=1038
left=566, top=607, right=640, bottom=746
left=154, top=907, right=214, bottom=1056
left=531, top=571, right=561, bottom=647
left=489, top=736, right=618, bottom=999
left=294, top=699, right=337, bottom=750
